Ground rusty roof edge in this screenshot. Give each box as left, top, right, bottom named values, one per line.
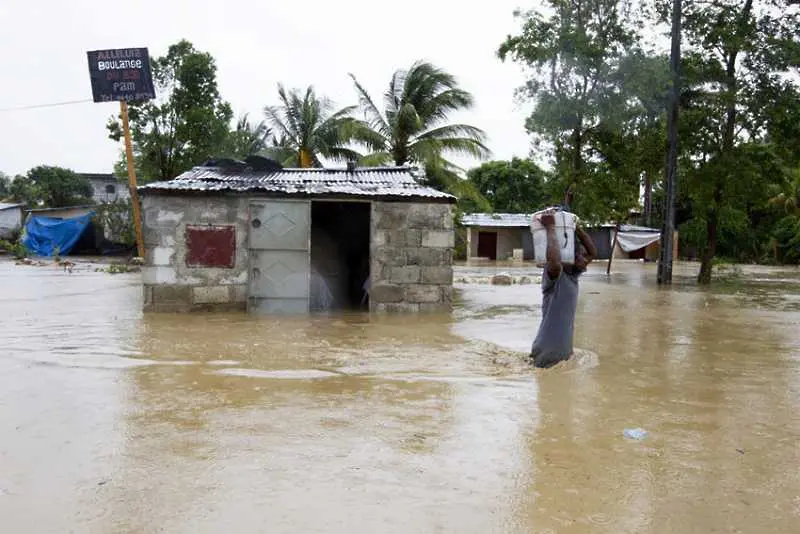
left=137, top=164, right=456, bottom=202
left=172, top=164, right=421, bottom=176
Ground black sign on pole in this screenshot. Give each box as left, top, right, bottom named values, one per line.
left=86, top=48, right=156, bottom=103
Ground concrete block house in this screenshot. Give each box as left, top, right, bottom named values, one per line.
left=460, top=213, right=535, bottom=261
left=138, top=158, right=455, bottom=314
left=80, top=173, right=130, bottom=204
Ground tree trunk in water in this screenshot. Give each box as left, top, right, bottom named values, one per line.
left=698, top=0, right=751, bottom=284
left=643, top=172, right=652, bottom=226
left=698, top=207, right=718, bottom=284
left=299, top=149, right=313, bottom=168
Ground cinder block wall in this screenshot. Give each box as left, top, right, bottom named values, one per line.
left=141, top=195, right=249, bottom=312
left=497, top=228, right=523, bottom=260
left=370, top=201, right=455, bottom=313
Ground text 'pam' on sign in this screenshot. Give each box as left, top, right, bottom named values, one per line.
left=86, top=48, right=156, bottom=103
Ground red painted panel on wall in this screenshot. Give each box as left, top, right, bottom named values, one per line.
left=185, top=225, right=236, bottom=268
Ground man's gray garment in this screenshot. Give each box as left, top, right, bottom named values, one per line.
left=530, top=269, right=581, bottom=368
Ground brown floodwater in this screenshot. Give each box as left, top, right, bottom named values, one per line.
left=1, top=258, right=799, bottom=533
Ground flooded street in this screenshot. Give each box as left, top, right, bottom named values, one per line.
left=1, top=259, right=799, bottom=533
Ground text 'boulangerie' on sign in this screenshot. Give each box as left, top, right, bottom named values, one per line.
left=86, top=48, right=156, bottom=103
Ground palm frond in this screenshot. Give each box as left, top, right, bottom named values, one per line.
left=415, top=124, right=488, bottom=144
left=263, top=84, right=360, bottom=167
left=385, top=68, right=407, bottom=118
left=429, top=137, right=492, bottom=160
left=325, top=146, right=364, bottom=163
left=340, top=119, right=387, bottom=151
left=358, top=152, right=393, bottom=166
left=264, top=104, right=297, bottom=148
left=349, top=73, right=392, bottom=138
left=276, top=84, right=301, bottom=143
left=262, top=146, right=299, bottom=167
left=416, top=88, right=475, bottom=127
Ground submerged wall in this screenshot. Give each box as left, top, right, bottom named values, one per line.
left=370, top=201, right=454, bottom=313
left=141, top=195, right=249, bottom=312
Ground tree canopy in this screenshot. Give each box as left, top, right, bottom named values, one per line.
left=25, top=166, right=92, bottom=208
left=498, top=0, right=644, bottom=222
left=497, top=0, right=800, bottom=273
left=0, top=172, right=10, bottom=200
left=662, top=0, right=800, bottom=281
left=223, top=114, right=273, bottom=160
left=466, top=158, right=550, bottom=213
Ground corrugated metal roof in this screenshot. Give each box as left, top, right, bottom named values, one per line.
left=27, top=204, right=95, bottom=214
left=79, top=173, right=117, bottom=182
left=460, top=213, right=661, bottom=233
left=460, top=213, right=534, bottom=227
left=138, top=165, right=455, bottom=202
left=619, top=224, right=660, bottom=233
left=0, top=202, right=25, bottom=211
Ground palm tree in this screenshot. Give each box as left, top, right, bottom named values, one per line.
left=263, top=84, right=363, bottom=168
left=349, top=61, right=491, bottom=170
left=226, top=113, right=272, bottom=158
left=768, top=168, right=800, bottom=215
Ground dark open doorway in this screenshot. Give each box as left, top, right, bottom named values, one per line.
left=477, top=231, right=498, bottom=260
left=310, top=201, right=371, bottom=312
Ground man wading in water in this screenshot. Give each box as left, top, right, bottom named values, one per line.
left=530, top=209, right=597, bottom=368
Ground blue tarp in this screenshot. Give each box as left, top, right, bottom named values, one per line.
left=22, top=212, right=95, bottom=256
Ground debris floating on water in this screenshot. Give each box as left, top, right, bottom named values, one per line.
left=454, top=274, right=542, bottom=285
left=623, top=428, right=648, bottom=440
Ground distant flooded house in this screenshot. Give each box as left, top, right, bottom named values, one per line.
left=460, top=213, right=535, bottom=261
left=137, top=158, right=456, bottom=314
left=460, top=212, right=675, bottom=262
left=584, top=223, right=675, bottom=261
left=80, top=173, right=130, bottom=204
left=0, top=202, right=25, bottom=240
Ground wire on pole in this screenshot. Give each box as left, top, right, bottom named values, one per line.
left=0, top=99, right=94, bottom=113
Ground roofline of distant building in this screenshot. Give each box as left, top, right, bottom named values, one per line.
left=26, top=204, right=96, bottom=214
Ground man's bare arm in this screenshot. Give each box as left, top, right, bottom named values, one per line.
left=544, top=217, right=562, bottom=279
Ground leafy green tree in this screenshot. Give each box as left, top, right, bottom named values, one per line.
left=349, top=61, right=490, bottom=170
left=599, top=52, right=671, bottom=225
left=771, top=214, right=800, bottom=264
left=466, top=158, right=549, bottom=212
left=766, top=168, right=800, bottom=263
left=26, top=166, right=92, bottom=208
left=107, top=40, right=233, bottom=182
left=421, top=164, right=491, bottom=213
left=263, top=84, right=363, bottom=168
left=6, top=175, right=40, bottom=206
left=0, top=172, right=10, bottom=200
left=498, top=0, right=641, bottom=220
left=768, top=168, right=800, bottom=216
left=661, top=0, right=800, bottom=282
left=224, top=113, right=273, bottom=159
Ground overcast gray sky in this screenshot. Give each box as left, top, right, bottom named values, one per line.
left=0, top=0, right=534, bottom=176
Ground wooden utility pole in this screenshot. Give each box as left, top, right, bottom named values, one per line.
left=658, top=0, right=682, bottom=285
left=607, top=223, right=620, bottom=275
left=120, top=100, right=145, bottom=258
